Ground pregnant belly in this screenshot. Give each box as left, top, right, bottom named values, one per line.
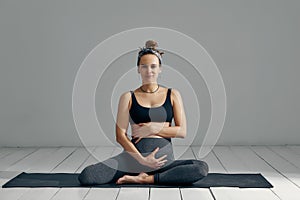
left=132, top=138, right=175, bottom=165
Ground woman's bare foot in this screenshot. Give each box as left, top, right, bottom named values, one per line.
left=116, top=172, right=154, bottom=184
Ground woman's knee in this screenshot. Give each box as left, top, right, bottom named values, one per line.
left=78, top=159, right=119, bottom=185
left=192, top=160, right=209, bottom=177
left=78, top=165, right=95, bottom=185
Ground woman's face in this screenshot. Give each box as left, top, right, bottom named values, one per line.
left=138, top=54, right=161, bottom=84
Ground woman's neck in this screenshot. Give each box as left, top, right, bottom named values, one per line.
left=140, top=83, right=159, bottom=93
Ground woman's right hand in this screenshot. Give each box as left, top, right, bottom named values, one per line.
left=139, top=147, right=168, bottom=169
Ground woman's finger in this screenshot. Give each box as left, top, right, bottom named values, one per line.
left=132, top=124, right=140, bottom=130
left=157, top=154, right=167, bottom=161
left=157, top=161, right=167, bottom=168
left=151, top=147, right=160, bottom=155
left=159, top=159, right=168, bottom=164
left=134, top=137, right=142, bottom=144
left=131, top=130, right=138, bottom=136
left=132, top=126, right=137, bottom=131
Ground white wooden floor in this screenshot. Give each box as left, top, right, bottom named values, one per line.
left=1, top=145, right=300, bottom=200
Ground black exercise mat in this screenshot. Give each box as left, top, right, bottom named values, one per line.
left=2, top=172, right=273, bottom=188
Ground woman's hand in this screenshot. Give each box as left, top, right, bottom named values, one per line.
left=139, top=147, right=168, bottom=169
left=132, top=122, right=169, bottom=143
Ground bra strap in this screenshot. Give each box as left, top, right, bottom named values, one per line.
left=130, top=91, right=137, bottom=105
left=167, top=88, right=172, bottom=102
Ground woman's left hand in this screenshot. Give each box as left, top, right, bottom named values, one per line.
left=132, top=122, right=169, bottom=143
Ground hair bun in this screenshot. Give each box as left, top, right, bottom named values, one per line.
left=145, top=40, right=158, bottom=49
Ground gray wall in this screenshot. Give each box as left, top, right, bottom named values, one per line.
left=0, top=0, right=299, bottom=147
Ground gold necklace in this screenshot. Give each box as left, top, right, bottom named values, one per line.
left=140, top=84, right=160, bottom=93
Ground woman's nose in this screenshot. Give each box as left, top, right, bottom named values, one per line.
left=146, top=67, right=152, bottom=73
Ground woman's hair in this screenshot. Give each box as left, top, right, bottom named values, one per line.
left=137, top=40, right=164, bottom=66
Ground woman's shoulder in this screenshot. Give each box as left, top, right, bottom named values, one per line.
left=119, top=91, right=132, bottom=100
left=166, top=87, right=180, bottom=95
left=169, top=88, right=183, bottom=106
left=118, top=91, right=133, bottom=110
left=170, top=88, right=180, bottom=94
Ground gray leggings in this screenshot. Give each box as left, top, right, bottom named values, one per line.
left=78, top=138, right=209, bottom=185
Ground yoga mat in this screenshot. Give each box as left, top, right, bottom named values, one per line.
left=2, top=172, right=273, bottom=188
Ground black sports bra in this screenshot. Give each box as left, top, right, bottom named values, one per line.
left=129, top=88, right=174, bottom=124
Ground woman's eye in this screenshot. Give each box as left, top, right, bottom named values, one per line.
left=140, top=64, right=158, bottom=68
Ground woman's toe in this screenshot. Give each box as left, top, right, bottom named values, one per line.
left=116, top=177, right=124, bottom=184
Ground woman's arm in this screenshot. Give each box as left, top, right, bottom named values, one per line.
left=132, top=89, right=187, bottom=141
left=115, top=92, right=144, bottom=163
left=156, top=89, right=187, bottom=138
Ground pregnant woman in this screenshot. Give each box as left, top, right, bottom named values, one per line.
left=78, top=40, right=209, bottom=185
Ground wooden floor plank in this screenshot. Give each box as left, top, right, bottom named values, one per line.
left=16, top=188, right=59, bottom=200
left=250, top=146, right=300, bottom=199
left=287, top=145, right=300, bottom=155
left=173, top=146, right=195, bottom=160
left=211, top=146, right=279, bottom=200
left=267, top=146, right=300, bottom=188
left=0, top=148, right=20, bottom=159
left=150, top=188, right=181, bottom=200
left=117, top=188, right=149, bottom=200
left=84, top=188, right=119, bottom=200
left=0, top=148, right=37, bottom=171
left=270, top=146, right=300, bottom=169
left=50, top=188, right=90, bottom=200
left=232, top=146, right=300, bottom=200
left=51, top=147, right=93, bottom=173
left=213, top=146, right=252, bottom=173
left=27, top=147, right=76, bottom=173
left=7, top=148, right=58, bottom=171
left=0, top=188, right=30, bottom=200
left=180, top=188, right=214, bottom=200
left=192, top=146, right=227, bottom=173
left=211, top=188, right=279, bottom=200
